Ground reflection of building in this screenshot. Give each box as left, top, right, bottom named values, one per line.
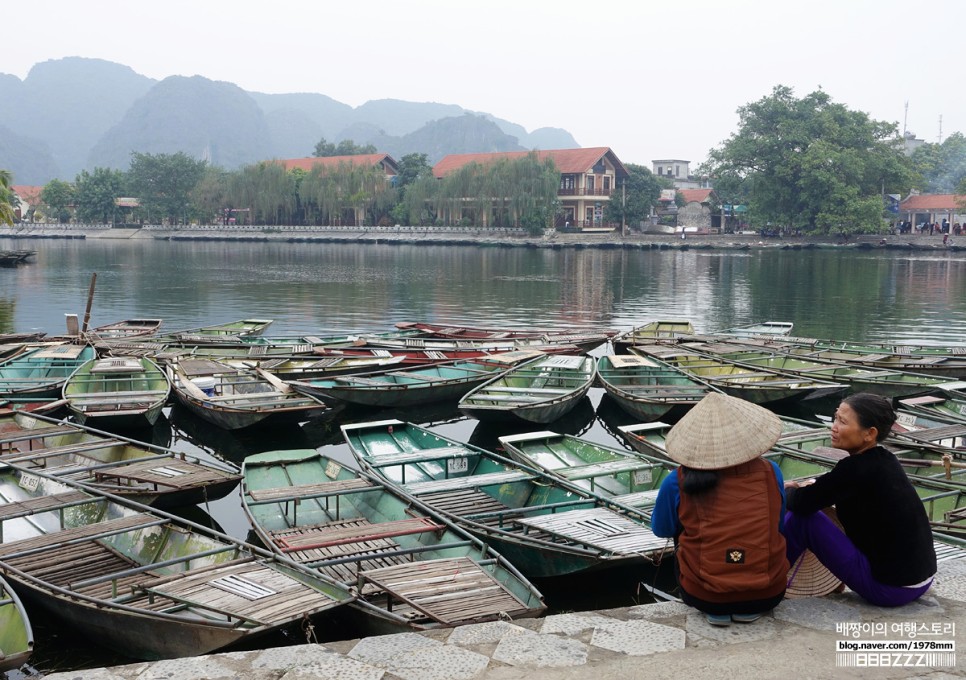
left=651, top=160, right=712, bottom=190
left=434, top=148, right=629, bottom=230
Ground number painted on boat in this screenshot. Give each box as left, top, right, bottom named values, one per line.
left=18, top=473, right=40, bottom=491
left=633, top=469, right=653, bottom=485
left=896, top=412, right=917, bottom=426
left=325, top=460, right=342, bottom=479
left=447, top=457, right=469, bottom=474
left=959, top=404, right=966, bottom=416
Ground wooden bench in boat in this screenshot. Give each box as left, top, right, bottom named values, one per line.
left=403, top=470, right=534, bottom=495
left=477, top=386, right=571, bottom=395
left=246, top=478, right=374, bottom=504
left=386, top=371, right=448, bottom=382
left=610, top=489, right=661, bottom=508
left=897, top=424, right=966, bottom=443
left=358, top=556, right=528, bottom=625
left=275, top=516, right=445, bottom=552
left=0, top=513, right=167, bottom=559
left=0, top=437, right=127, bottom=461
left=514, top=507, right=668, bottom=557
left=560, top=459, right=662, bottom=481
left=332, top=376, right=388, bottom=386
left=0, top=490, right=92, bottom=523
left=365, top=447, right=472, bottom=468
left=0, top=424, right=85, bottom=445
left=67, top=389, right=168, bottom=401
left=92, top=459, right=235, bottom=489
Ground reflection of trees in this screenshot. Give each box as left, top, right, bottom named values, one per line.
left=0, top=298, right=15, bottom=334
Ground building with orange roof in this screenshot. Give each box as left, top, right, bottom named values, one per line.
left=274, top=154, right=399, bottom=177
left=676, top=188, right=719, bottom=232
left=433, top=148, right=629, bottom=230
left=11, top=185, right=43, bottom=222
left=898, top=194, right=966, bottom=227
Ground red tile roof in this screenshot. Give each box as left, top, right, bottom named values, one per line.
left=11, top=185, right=43, bottom=206
left=274, top=154, right=398, bottom=174
left=679, top=189, right=714, bottom=204
left=899, top=194, right=965, bottom=211
left=433, top=147, right=628, bottom=179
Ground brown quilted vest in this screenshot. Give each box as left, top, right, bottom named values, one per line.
left=676, top=459, right=788, bottom=603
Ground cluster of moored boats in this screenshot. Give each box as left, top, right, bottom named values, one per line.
left=1, top=316, right=966, bottom=667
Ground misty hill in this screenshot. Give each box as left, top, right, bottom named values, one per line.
left=0, top=58, right=579, bottom=185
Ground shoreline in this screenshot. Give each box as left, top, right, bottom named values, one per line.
left=1, top=224, right=962, bottom=252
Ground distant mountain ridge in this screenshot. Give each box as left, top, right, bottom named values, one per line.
left=1, top=57, right=578, bottom=184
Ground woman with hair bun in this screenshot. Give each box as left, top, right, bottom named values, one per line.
left=784, top=393, right=936, bottom=606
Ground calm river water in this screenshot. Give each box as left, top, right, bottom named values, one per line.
left=2, top=237, right=966, bottom=672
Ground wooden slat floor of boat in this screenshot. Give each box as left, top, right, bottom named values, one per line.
left=0, top=513, right=162, bottom=557
left=515, top=508, right=667, bottom=556
left=270, top=519, right=411, bottom=583
left=0, top=490, right=92, bottom=520
left=360, top=556, right=527, bottom=625
left=560, top=458, right=660, bottom=480
left=365, top=446, right=472, bottom=468
left=92, top=459, right=235, bottom=488
left=144, top=561, right=342, bottom=625
left=403, top=470, right=534, bottom=495
left=609, top=489, right=661, bottom=508
left=1, top=438, right=127, bottom=461
left=247, top=478, right=372, bottom=503
left=935, top=539, right=966, bottom=562
left=276, top=517, right=444, bottom=551
left=0, top=424, right=80, bottom=444
left=413, top=489, right=555, bottom=541
left=899, top=424, right=966, bottom=443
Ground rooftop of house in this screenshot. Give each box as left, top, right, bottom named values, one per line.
left=433, top=147, right=628, bottom=179
left=900, top=194, right=965, bottom=211
left=273, top=154, right=398, bottom=174
left=678, top=188, right=715, bottom=204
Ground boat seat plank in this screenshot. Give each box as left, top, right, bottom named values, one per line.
left=247, top=478, right=373, bottom=503
left=610, top=489, right=661, bottom=508
left=0, top=489, right=92, bottom=520
left=366, top=447, right=472, bottom=467
left=387, top=371, right=448, bottom=382
left=275, top=517, right=445, bottom=552
left=67, top=389, right=168, bottom=400
left=560, top=459, right=661, bottom=481
left=359, top=556, right=526, bottom=624
left=332, top=376, right=388, bottom=386
left=477, top=386, right=571, bottom=395
left=898, top=424, right=966, bottom=442
left=205, top=391, right=288, bottom=401
left=607, top=355, right=659, bottom=368
left=0, top=424, right=87, bottom=444
left=515, top=507, right=667, bottom=555
left=0, top=513, right=165, bottom=557
left=403, top=470, right=534, bottom=495
left=0, top=438, right=127, bottom=461
left=466, top=394, right=555, bottom=403
left=93, top=460, right=235, bottom=488
left=415, top=489, right=510, bottom=521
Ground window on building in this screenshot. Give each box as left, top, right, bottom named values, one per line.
left=603, top=177, right=611, bottom=192
left=657, top=167, right=664, bottom=175
left=585, top=207, right=594, bottom=223
left=560, top=174, right=575, bottom=191
left=675, top=165, right=680, bottom=177
left=586, top=175, right=595, bottom=192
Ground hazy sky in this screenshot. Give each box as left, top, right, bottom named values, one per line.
left=4, top=0, right=962, bottom=168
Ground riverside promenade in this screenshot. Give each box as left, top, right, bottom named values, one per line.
left=42, top=555, right=966, bottom=680
left=1, top=223, right=961, bottom=252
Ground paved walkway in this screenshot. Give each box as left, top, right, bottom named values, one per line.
left=43, top=557, right=966, bottom=679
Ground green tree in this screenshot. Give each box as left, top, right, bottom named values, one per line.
left=40, top=179, right=75, bottom=223
left=228, top=162, right=296, bottom=225
left=190, top=166, right=232, bottom=224
left=127, top=151, right=207, bottom=225
left=74, top=168, right=126, bottom=223
left=0, top=170, right=17, bottom=225
left=313, top=138, right=378, bottom=157
left=604, top=164, right=663, bottom=230
left=704, top=86, right=916, bottom=234
left=910, top=132, right=966, bottom=193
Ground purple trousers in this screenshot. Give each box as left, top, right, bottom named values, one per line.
left=783, top=511, right=932, bottom=607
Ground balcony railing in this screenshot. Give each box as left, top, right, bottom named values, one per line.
left=557, top=187, right=614, bottom=197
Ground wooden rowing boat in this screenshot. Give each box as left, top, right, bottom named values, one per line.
left=312, top=343, right=583, bottom=367
left=596, top=353, right=714, bottom=422
left=148, top=318, right=274, bottom=344
left=0, top=344, right=98, bottom=400
left=395, top=321, right=619, bottom=341
left=0, top=574, right=33, bottom=673
left=0, top=409, right=241, bottom=509
left=342, top=419, right=671, bottom=578
left=63, top=356, right=171, bottom=430
left=85, top=318, right=163, bottom=341
left=289, top=352, right=543, bottom=409
left=0, top=469, right=354, bottom=660
left=898, top=388, right=966, bottom=425
left=459, top=354, right=597, bottom=424
left=611, top=319, right=695, bottom=354
left=678, top=339, right=952, bottom=400
left=221, top=353, right=407, bottom=380
left=713, top=321, right=794, bottom=337
left=241, top=448, right=545, bottom=632
left=167, top=358, right=330, bottom=430
left=629, top=343, right=847, bottom=405
left=498, top=430, right=675, bottom=513
left=356, top=332, right=609, bottom=355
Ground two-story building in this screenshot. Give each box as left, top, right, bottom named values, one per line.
left=433, top=148, right=629, bottom=230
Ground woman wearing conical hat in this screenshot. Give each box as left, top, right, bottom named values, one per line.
left=783, top=393, right=936, bottom=607
left=652, top=392, right=788, bottom=626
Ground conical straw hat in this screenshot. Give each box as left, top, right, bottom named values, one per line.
left=786, top=549, right=843, bottom=598
left=664, top=392, right=782, bottom=469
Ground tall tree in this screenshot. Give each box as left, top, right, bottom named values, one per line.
left=74, top=167, right=126, bottom=223
left=0, top=170, right=16, bottom=225
left=604, top=164, right=664, bottom=230
left=127, top=152, right=206, bottom=225
left=40, top=179, right=75, bottom=223
left=313, top=138, right=377, bottom=157
left=703, top=86, right=916, bottom=234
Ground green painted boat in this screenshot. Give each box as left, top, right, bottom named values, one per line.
left=152, top=318, right=274, bottom=342
left=0, top=468, right=354, bottom=660
left=629, top=343, right=847, bottom=405
left=288, top=352, right=543, bottom=409
left=242, top=448, right=545, bottom=632
left=0, top=344, right=97, bottom=400
left=86, top=318, right=163, bottom=341
left=612, top=319, right=695, bottom=354
left=63, top=355, right=171, bottom=429
left=898, top=387, right=966, bottom=425
left=222, top=353, right=407, bottom=380
left=0, top=574, right=33, bottom=673
left=0, top=409, right=241, bottom=509
left=679, top=339, right=953, bottom=400
left=167, top=358, right=330, bottom=430
left=498, top=430, right=675, bottom=512
left=342, top=419, right=671, bottom=578
left=714, top=321, right=794, bottom=337
left=596, top=353, right=714, bottom=422
left=459, top=354, right=597, bottom=424
left=356, top=332, right=609, bottom=355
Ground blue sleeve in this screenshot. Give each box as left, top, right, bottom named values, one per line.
left=770, top=460, right=786, bottom=532
left=651, top=470, right=681, bottom=538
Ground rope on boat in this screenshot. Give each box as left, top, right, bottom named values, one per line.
left=302, top=613, right=318, bottom=644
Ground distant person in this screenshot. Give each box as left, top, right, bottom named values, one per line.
left=783, top=393, right=936, bottom=607
left=652, top=393, right=788, bottom=626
